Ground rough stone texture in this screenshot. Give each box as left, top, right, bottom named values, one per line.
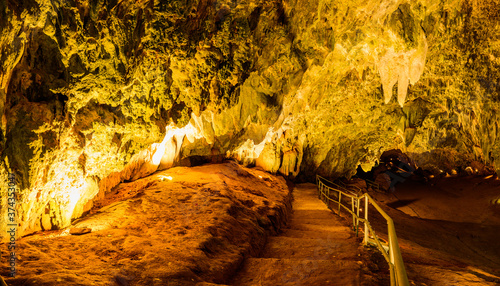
left=1, top=0, right=500, bottom=237
left=0, top=162, right=292, bottom=285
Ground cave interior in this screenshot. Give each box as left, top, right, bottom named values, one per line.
left=0, top=0, right=500, bottom=285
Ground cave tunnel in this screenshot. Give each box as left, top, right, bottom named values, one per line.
left=1, top=0, right=500, bottom=285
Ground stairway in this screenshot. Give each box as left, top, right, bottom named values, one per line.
left=231, top=183, right=364, bottom=285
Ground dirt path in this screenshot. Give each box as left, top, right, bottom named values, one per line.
left=231, top=183, right=366, bottom=286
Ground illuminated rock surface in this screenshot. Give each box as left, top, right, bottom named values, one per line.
left=0, top=0, right=500, bottom=248
left=0, top=163, right=292, bottom=285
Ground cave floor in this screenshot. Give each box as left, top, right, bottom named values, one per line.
left=0, top=162, right=293, bottom=286
left=368, top=175, right=500, bottom=285
left=1, top=163, right=500, bottom=286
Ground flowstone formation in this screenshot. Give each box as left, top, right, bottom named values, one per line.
left=1, top=0, right=500, bottom=238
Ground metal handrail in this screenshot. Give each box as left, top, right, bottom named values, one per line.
left=316, top=175, right=409, bottom=286
left=316, top=176, right=359, bottom=197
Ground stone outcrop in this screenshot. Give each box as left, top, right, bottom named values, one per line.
left=1, top=0, right=500, bottom=237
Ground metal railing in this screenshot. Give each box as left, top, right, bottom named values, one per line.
left=316, top=175, right=409, bottom=286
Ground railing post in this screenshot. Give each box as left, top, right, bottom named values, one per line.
left=319, top=184, right=323, bottom=201
left=317, top=178, right=321, bottom=199
left=321, top=184, right=324, bottom=201
left=351, top=197, right=355, bottom=231
left=388, top=224, right=395, bottom=264
left=364, top=196, right=368, bottom=245
left=356, top=197, right=360, bottom=237
left=323, top=184, right=326, bottom=201
left=338, top=192, right=342, bottom=214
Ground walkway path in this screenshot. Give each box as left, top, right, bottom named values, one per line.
left=231, top=183, right=364, bottom=285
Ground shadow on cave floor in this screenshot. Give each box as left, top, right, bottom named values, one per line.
left=386, top=199, right=420, bottom=209
left=366, top=176, right=500, bottom=285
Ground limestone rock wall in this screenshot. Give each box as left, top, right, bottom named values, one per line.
left=1, top=0, right=500, bottom=238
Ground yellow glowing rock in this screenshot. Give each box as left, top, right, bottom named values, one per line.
left=256, top=142, right=281, bottom=174
left=41, top=213, right=52, bottom=231
left=4, top=0, right=500, bottom=241
left=128, top=144, right=163, bottom=181
left=158, top=135, right=182, bottom=170
left=99, top=118, right=209, bottom=194
left=378, top=32, right=428, bottom=107
left=378, top=48, right=410, bottom=107
left=232, top=139, right=258, bottom=166
left=231, top=126, right=295, bottom=174
left=408, top=35, right=428, bottom=85
left=279, top=150, right=297, bottom=176
left=70, top=177, right=99, bottom=220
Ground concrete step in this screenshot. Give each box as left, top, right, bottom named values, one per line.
left=280, top=228, right=352, bottom=239
left=291, top=209, right=339, bottom=220
left=262, top=236, right=360, bottom=260
left=290, top=217, right=349, bottom=226
left=232, top=258, right=362, bottom=286
left=286, top=222, right=353, bottom=233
